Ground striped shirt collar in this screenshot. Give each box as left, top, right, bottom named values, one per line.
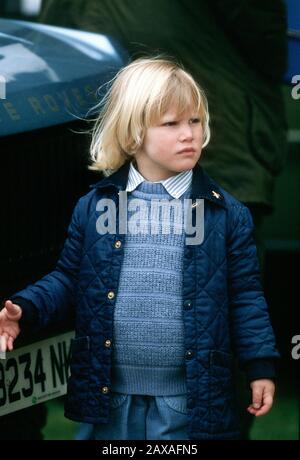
left=126, top=161, right=193, bottom=199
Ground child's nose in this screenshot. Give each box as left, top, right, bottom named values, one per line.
left=179, top=124, right=193, bottom=141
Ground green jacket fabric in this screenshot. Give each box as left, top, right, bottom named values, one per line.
left=40, top=0, right=288, bottom=209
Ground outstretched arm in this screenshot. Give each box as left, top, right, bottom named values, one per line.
left=7, top=197, right=84, bottom=333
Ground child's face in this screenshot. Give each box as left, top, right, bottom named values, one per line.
left=135, top=105, right=203, bottom=181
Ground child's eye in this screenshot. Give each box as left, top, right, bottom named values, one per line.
left=163, top=121, right=177, bottom=126
left=190, top=118, right=201, bottom=124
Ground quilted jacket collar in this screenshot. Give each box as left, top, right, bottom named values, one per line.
left=90, top=161, right=226, bottom=208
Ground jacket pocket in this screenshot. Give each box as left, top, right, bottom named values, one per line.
left=210, top=350, right=233, bottom=399
left=68, top=336, right=91, bottom=399
left=209, top=350, right=239, bottom=434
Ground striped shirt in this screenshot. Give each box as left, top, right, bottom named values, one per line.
left=126, top=161, right=192, bottom=199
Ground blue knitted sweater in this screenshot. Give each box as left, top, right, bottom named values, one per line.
left=111, top=181, right=191, bottom=395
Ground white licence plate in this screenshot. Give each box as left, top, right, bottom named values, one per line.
left=0, top=331, right=75, bottom=416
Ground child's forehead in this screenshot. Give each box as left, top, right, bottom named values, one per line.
left=160, top=104, right=199, bottom=119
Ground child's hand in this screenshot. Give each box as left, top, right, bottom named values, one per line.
left=0, top=300, right=22, bottom=352
left=247, top=379, right=275, bottom=417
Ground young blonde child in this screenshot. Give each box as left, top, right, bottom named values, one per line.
left=0, top=57, right=278, bottom=440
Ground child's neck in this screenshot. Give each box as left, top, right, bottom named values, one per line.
left=133, top=160, right=181, bottom=182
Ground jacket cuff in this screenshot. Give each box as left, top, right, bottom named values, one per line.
left=244, top=359, right=276, bottom=383
left=10, top=296, right=39, bottom=331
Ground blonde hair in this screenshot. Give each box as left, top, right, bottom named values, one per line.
left=88, top=56, right=210, bottom=176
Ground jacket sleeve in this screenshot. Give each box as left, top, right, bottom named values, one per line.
left=10, top=197, right=84, bottom=332
left=227, top=205, right=280, bottom=371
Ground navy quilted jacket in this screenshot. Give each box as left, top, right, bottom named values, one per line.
left=12, top=161, right=279, bottom=440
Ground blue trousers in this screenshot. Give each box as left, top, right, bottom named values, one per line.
left=91, top=393, right=189, bottom=440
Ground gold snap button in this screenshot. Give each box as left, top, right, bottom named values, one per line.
left=104, top=339, right=112, bottom=348
left=107, top=291, right=115, bottom=300
left=114, top=240, right=122, bottom=249
left=101, top=386, right=109, bottom=394
left=212, top=190, right=221, bottom=199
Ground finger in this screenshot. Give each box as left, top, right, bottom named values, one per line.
left=7, top=336, right=14, bottom=351
left=5, top=300, right=22, bottom=321
left=254, top=406, right=271, bottom=416
left=247, top=393, right=274, bottom=416
left=255, top=394, right=274, bottom=416
left=2, top=333, right=9, bottom=352
left=4, top=300, right=13, bottom=309
left=252, top=402, right=272, bottom=417
left=0, top=335, right=7, bottom=352
left=252, top=387, right=263, bottom=409
left=247, top=405, right=258, bottom=415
